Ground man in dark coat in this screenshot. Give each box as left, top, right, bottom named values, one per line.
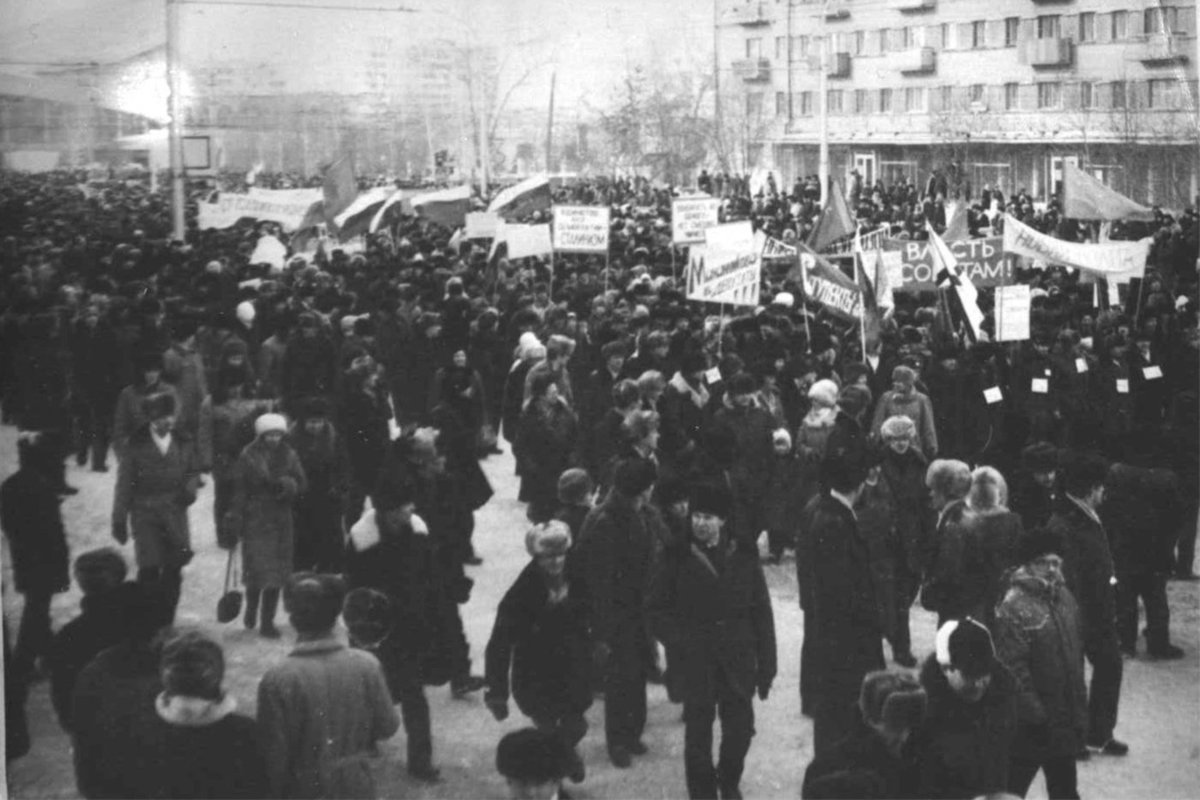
left=1010, top=442, right=1060, bottom=531
left=915, top=618, right=1019, bottom=799
left=71, top=304, right=120, bottom=472
left=1, top=434, right=72, bottom=680
left=1047, top=452, right=1128, bottom=757
left=647, top=484, right=776, bottom=799
left=711, top=373, right=775, bottom=551
left=575, top=458, right=659, bottom=768
left=799, top=454, right=885, bottom=755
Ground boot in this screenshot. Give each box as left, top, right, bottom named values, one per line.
left=244, top=589, right=261, bottom=630
left=260, top=588, right=281, bottom=638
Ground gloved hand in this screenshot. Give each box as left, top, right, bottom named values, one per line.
left=484, top=692, right=509, bottom=721
left=112, top=518, right=129, bottom=545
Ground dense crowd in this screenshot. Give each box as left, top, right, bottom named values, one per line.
left=1, top=164, right=1198, bottom=800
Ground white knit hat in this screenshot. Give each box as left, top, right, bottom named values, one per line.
left=255, top=413, right=288, bottom=436
left=808, top=379, right=839, bottom=408
left=236, top=300, right=256, bottom=324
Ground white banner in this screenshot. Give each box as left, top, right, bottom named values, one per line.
left=995, top=284, right=1031, bottom=342
left=552, top=205, right=610, bottom=253
left=1003, top=214, right=1150, bottom=277
left=248, top=235, right=288, bottom=271
left=672, top=197, right=721, bottom=245
left=505, top=224, right=553, bottom=260
left=687, top=221, right=761, bottom=306
left=199, top=189, right=320, bottom=231
left=466, top=211, right=501, bottom=239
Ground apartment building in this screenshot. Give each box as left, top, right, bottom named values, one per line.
left=719, top=0, right=1198, bottom=206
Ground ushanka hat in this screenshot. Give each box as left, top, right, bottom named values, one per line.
left=858, top=670, right=927, bottom=731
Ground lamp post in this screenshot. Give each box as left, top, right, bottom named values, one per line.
left=166, top=0, right=186, bottom=240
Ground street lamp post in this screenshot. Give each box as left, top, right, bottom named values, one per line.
left=166, top=0, right=187, bottom=240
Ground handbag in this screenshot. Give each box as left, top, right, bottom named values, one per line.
left=216, top=544, right=243, bottom=623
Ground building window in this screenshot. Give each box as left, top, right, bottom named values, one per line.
left=904, top=87, right=927, bottom=112
left=827, top=89, right=844, bottom=113
left=879, top=28, right=891, bottom=54
left=879, top=88, right=893, bottom=113
left=1037, top=82, right=1061, bottom=109
left=1149, top=78, right=1178, bottom=108
left=972, top=20, right=986, bottom=49
left=776, top=91, right=788, bottom=116
left=776, top=36, right=787, bottom=60
left=1144, top=7, right=1165, bottom=34
left=1110, top=10, right=1128, bottom=41
left=746, top=38, right=762, bottom=59
left=854, top=29, right=866, bottom=56
left=1111, top=80, right=1126, bottom=109
left=746, top=93, right=763, bottom=118
left=1079, top=81, right=1093, bottom=108
left=1005, top=17, right=1020, bottom=47
left=1079, top=12, right=1096, bottom=42
left=854, top=89, right=868, bottom=113
left=1037, top=15, right=1061, bottom=39
left=793, top=35, right=810, bottom=59
left=940, top=85, right=953, bottom=109
left=899, top=26, right=912, bottom=50
left=800, top=91, right=814, bottom=115
left=970, top=84, right=985, bottom=104
left=940, top=22, right=950, bottom=49
left=1005, top=82, right=1019, bottom=109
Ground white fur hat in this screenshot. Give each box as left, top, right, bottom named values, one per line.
left=236, top=300, right=256, bottom=324
left=255, top=413, right=288, bottom=437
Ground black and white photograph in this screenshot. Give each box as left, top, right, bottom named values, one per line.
left=1, top=0, right=1198, bottom=797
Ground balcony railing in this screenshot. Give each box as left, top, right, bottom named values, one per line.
left=825, top=3, right=850, bottom=21
left=726, top=2, right=771, bottom=27
left=1139, top=33, right=1190, bottom=65
left=891, top=47, right=936, bottom=74
left=888, top=0, right=935, bottom=12
left=1026, top=37, right=1073, bottom=68
left=732, top=57, right=771, bottom=81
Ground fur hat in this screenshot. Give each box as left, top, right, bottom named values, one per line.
left=837, top=384, right=872, bottom=418
left=496, top=727, right=571, bottom=785
left=858, top=670, right=927, bottom=731
left=690, top=482, right=733, bottom=519
left=772, top=291, right=795, bottom=308
left=892, top=365, right=917, bottom=388
left=255, top=413, right=288, bottom=437
left=284, top=573, right=346, bottom=634
left=556, top=468, right=593, bottom=506
left=808, top=379, right=840, bottom=408
left=613, top=458, right=657, bottom=498
left=73, top=548, right=128, bottom=595
left=600, top=339, right=627, bottom=361
left=160, top=630, right=225, bottom=700
left=1061, top=451, right=1109, bottom=497
left=343, top=587, right=393, bottom=648
left=654, top=475, right=690, bottom=508
left=143, top=392, right=176, bottom=421
left=880, top=415, right=916, bottom=441
left=1021, top=441, right=1059, bottom=474
left=526, top=520, right=572, bottom=558
left=926, top=459, right=972, bottom=500
left=772, top=427, right=793, bottom=450
left=935, top=618, right=996, bottom=678
left=236, top=300, right=256, bottom=324
left=1017, top=526, right=1067, bottom=565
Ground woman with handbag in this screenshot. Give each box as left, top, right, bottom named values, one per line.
left=225, top=413, right=307, bottom=638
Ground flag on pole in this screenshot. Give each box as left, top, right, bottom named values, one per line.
left=488, top=174, right=552, bottom=220
left=321, top=155, right=357, bottom=221
left=854, top=230, right=883, bottom=342
left=368, top=188, right=419, bottom=233
left=333, top=186, right=395, bottom=238
left=1062, top=162, right=1154, bottom=221
left=807, top=179, right=854, bottom=253
left=943, top=202, right=969, bottom=241
left=926, top=221, right=985, bottom=342
left=412, top=184, right=472, bottom=231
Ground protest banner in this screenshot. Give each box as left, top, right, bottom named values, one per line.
left=505, top=224, right=553, bottom=260
left=672, top=197, right=721, bottom=245
left=248, top=234, right=288, bottom=271
left=466, top=211, right=501, bottom=239
left=761, top=235, right=798, bottom=261
left=994, top=284, right=1032, bottom=342
left=686, top=221, right=761, bottom=306
left=198, top=189, right=321, bottom=231
left=884, top=237, right=1011, bottom=291
left=552, top=205, right=610, bottom=253
left=1003, top=214, right=1151, bottom=276
left=791, top=243, right=863, bottom=322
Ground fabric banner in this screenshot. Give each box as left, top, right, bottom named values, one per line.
left=1062, top=162, right=1155, bottom=222
left=466, top=211, right=501, bottom=239
left=995, top=284, right=1032, bottom=342
left=552, top=205, right=610, bottom=253
left=686, top=221, right=761, bottom=307
left=488, top=175, right=552, bottom=220
left=761, top=235, right=799, bottom=261
left=333, top=186, right=395, bottom=233
left=412, top=184, right=472, bottom=231
left=808, top=179, right=854, bottom=253
left=671, top=197, right=721, bottom=245
left=248, top=234, right=288, bottom=270
left=322, top=155, right=357, bottom=220
left=368, top=188, right=419, bottom=233
left=790, top=243, right=862, bottom=322
left=1003, top=214, right=1151, bottom=277
left=505, top=224, right=553, bottom=260
left=198, top=190, right=321, bottom=231
left=884, top=237, right=1011, bottom=292
left=928, top=222, right=985, bottom=342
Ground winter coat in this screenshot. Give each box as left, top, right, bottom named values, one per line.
left=1048, top=497, right=1117, bottom=646
left=162, top=342, right=209, bottom=436
left=70, top=642, right=164, bottom=799
left=339, top=388, right=391, bottom=492
left=587, top=407, right=629, bottom=480
left=112, top=381, right=181, bottom=459
left=48, top=591, right=128, bottom=733
left=1009, top=475, right=1060, bottom=532
left=143, top=695, right=267, bottom=799
left=71, top=321, right=120, bottom=404
left=993, top=567, right=1088, bottom=760
left=763, top=450, right=805, bottom=533
left=112, top=428, right=200, bottom=569
left=855, top=477, right=900, bottom=640
left=712, top=401, right=776, bottom=547
left=257, top=335, right=287, bottom=400
left=485, top=560, right=594, bottom=720
left=1096, top=358, right=1135, bottom=439
left=289, top=422, right=352, bottom=569
left=795, top=406, right=838, bottom=466
left=502, top=359, right=537, bottom=446
left=1103, top=464, right=1180, bottom=578
left=0, top=463, right=70, bottom=596
left=802, top=717, right=920, bottom=800
left=257, top=636, right=400, bottom=799
left=879, top=447, right=930, bottom=578
left=825, top=412, right=871, bottom=475
left=915, top=654, right=1019, bottom=800
left=198, top=397, right=273, bottom=477
left=428, top=364, right=486, bottom=433
left=659, top=372, right=709, bottom=462
left=282, top=332, right=336, bottom=409
left=871, top=389, right=938, bottom=458
left=523, top=360, right=575, bottom=410
left=516, top=398, right=578, bottom=515
left=647, top=538, right=777, bottom=705
left=227, top=436, right=307, bottom=590
left=575, top=494, right=658, bottom=650
left=955, top=509, right=1024, bottom=626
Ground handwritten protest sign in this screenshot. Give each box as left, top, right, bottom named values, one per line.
left=672, top=197, right=721, bottom=245
left=686, top=221, right=761, bottom=306
left=552, top=205, right=610, bottom=253
left=995, top=284, right=1031, bottom=342
left=884, top=237, right=1011, bottom=292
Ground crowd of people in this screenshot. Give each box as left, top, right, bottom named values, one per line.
left=1, top=163, right=1198, bottom=799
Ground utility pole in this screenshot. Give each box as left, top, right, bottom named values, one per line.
left=818, top=1, right=829, bottom=208
left=165, top=0, right=187, bottom=240
left=546, top=70, right=557, bottom=173
left=713, top=0, right=722, bottom=168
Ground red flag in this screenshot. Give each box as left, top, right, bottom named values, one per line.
left=488, top=175, right=552, bottom=221
left=807, top=179, right=854, bottom=253
left=1062, top=162, right=1154, bottom=221
left=321, top=155, right=357, bottom=221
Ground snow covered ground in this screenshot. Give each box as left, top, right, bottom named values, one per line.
left=4, top=421, right=1199, bottom=798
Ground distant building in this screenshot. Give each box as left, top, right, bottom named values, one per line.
left=717, top=0, right=1198, bottom=206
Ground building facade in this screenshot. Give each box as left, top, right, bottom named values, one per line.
left=718, top=0, right=1198, bottom=207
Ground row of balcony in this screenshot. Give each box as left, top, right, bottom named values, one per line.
left=731, top=33, right=1189, bottom=83
left=728, top=0, right=1084, bottom=27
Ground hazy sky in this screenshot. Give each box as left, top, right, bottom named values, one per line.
left=0, top=0, right=715, bottom=116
